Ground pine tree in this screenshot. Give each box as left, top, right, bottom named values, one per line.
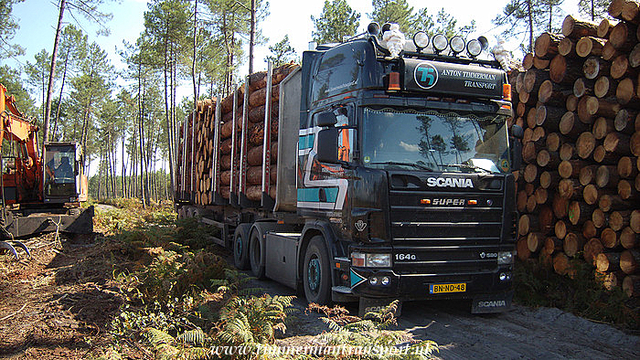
left=493, top=0, right=547, bottom=53
left=311, top=0, right=361, bottom=44
left=578, top=0, right=611, bottom=21
left=0, top=0, right=25, bottom=58
left=265, top=35, right=296, bottom=66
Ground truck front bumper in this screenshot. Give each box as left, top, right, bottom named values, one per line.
left=347, top=266, right=513, bottom=312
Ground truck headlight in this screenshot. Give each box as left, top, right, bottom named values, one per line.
left=351, top=252, right=391, bottom=268
left=497, top=251, right=513, bottom=265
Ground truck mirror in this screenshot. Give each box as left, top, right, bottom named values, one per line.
left=316, top=128, right=338, bottom=163
left=511, top=139, right=522, bottom=171
left=510, top=124, right=523, bottom=139
left=316, top=112, right=337, bottom=127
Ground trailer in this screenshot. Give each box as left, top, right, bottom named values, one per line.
left=176, top=23, right=522, bottom=315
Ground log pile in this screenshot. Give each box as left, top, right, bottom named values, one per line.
left=512, top=4, right=640, bottom=298
left=176, top=63, right=298, bottom=205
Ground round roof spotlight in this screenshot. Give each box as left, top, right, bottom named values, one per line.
left=450, top=36, right=465, bottom=54
left=432, top=34, right=448, bottom=53
left=467, top=38, right=483, bottom=57
left=368, top=22, right=380, bottom=36
left=413, top=31, right=430, bottom=52
left=381, top=23, right=392, bottom=34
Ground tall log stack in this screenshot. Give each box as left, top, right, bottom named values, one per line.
left=512, top=1, right=640, bottom=298
left=176, top=63, right=299, bottom=206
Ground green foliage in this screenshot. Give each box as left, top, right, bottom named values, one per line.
left=311, top=0, right=361, bottom=44
left=217, top=294, right=295, bottom=346
left=578, top=0, right=611, bottom=21
left=370, top=1, right=475, bottom=39
left=0, top=65, right=36, bottom=117
left=308, top=301, right=439, bottom=359
left=265, top=35, right=297, bottom=67
left=514, top=259, right=639, bottom=330
left=493, top=0, right=565, bottom=53
left=0, top=0, right=25, bottom=58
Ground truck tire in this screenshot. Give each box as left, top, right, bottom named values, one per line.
left=233, top=224, right=251, bottom=270
left=303, top=235, right=332, bottom=305
left=249, top=228, right=266, bottom=279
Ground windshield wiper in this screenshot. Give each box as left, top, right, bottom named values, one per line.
left=370, top=161, right=434, bottom=171
left=444, top=163, right=492, bottom=173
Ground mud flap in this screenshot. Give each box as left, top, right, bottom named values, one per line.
left=358, top=297, right=402, bottom=317
left=471, top=292, right=513, bottom=314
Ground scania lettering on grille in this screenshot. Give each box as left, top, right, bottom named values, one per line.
left=426, top=177, right=473, bottom=188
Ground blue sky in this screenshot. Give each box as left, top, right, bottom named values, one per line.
left=7, top=0, right=580, bottom=100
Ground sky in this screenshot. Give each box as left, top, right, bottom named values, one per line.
left=7, top=0, right=581, bottom=101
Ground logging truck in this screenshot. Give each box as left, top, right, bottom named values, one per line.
left=176, top=23, right=521, bottom=314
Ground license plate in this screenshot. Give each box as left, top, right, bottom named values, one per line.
left=429, top=283, right=466, bottom=294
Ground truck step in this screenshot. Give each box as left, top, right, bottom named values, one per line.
left=332, top=286, right=352, bottom=294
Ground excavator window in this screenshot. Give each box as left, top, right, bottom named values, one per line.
left=44, top=146, right=76, bottom=198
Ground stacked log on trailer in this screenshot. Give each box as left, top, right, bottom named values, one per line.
left=512, top=2, right=640, bottom=299
left=176, top=63, right=299, bottom=206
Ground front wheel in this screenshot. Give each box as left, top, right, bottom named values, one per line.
left=249, top=229, right=266, bottom=279
left=303, top=235, right=332, bottom=305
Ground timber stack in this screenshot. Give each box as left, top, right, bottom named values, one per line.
left=512, top=0, right=640, bottom=298
left=176, top=63, right=299, bottom=206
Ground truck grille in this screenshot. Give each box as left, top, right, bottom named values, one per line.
left=389, top=189, right=504, bottom=273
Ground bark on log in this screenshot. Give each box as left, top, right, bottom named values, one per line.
left=546, top=133, right=566, bottom=152
left=593, top=145, right=619, bottom=164
left=555, top=219, right=568, bottom=239
left=618, top=156, right=638, bottom=178
left=593, top=117, right=614, bottom=140
left=596, top=165, right=620, bottom=188
left=583, top=220, right=598, bottom=239
left=573, top=77, right=594, bottom=97
left=540, top=170, right=560, bottom=189
left=562, top=15, right=598, bottom=38
left=559, top=142, right=576, bottom=161
left=564, top=232, right=586, bottom=257
left=579, top=165, right=597, bottom=186
left=576, top=36, right=605, bottom=57
left=609, top=22, right=637, bottom=50
left=566, top=94, right=579, bottom=111
left=601, top=227, right=620, bottom=248
left=621, top=226, right=639, bottom=249
left=550, top=55, right=582, bottom=85
left=558, top=37, right=576, bottom=57
left=598, top=18, right=616, bottom=38
left=604, top=132, right=631, bottom=155
left=610, top=210, right=631, bottom=231
left=576, top=132, right=597, bottom=159
left=559, top=111, right=589, bottom=138
left=553, top=193, right=569, bottom=218
left=569, top=200, right=594, bottom=225
left=539, top=80, right=569, bottom=107
left=620, top=249, right=640, bottom=274
left=535, top=32, right=562, bottom=59
left=614, top=109, right=638, bottom=134
left=584, top=237, right=604, bottom=266
left=596, top=252, right=621, bottom=272
left=524, top=69, right=550, bottom=93
left=622, top=274, right=640, bottom=297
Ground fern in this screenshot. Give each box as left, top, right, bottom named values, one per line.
left=177, top=328, right=206, bottom=346
left=142, top=327, right=175, bottom=347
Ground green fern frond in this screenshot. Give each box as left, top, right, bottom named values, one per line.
left=177, top=346, right=211, bottom=360
left=142, top=327, right=175, bottom=347
left=176, top=328, right=206, bottom=346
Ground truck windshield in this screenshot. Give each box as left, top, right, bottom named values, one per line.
left=361, top=108, right=511, bottom=174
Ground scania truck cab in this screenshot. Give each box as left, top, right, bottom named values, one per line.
left=296, top=25, right=519, bottom=314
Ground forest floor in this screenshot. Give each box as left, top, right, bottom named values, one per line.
left=0, top=203, right=638, bottom=359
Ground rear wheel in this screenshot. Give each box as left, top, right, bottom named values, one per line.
left=233, top=224, right=251, bottom=270
left=249, top=228, right=266, bottom=279
left=303, top=235, right=332, bottom=305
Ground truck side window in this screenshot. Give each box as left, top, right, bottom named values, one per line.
left=312, top=106, right=355, bottom=163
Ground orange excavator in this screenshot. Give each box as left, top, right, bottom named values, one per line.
left=0, top=84, right=93, bottom=259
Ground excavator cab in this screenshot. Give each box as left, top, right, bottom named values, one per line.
left=43, top=142, right=87, bottom=203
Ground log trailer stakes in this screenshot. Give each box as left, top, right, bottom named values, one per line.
left=176, top=23, right=522, bottom=314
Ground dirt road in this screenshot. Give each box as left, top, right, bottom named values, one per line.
left=258, top=277, right=640, bottom=359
